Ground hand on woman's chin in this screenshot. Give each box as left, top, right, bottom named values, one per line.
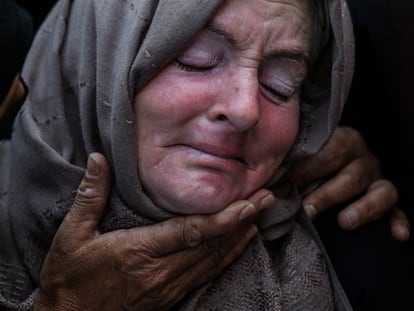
left=139, top=147, right=279, bottom=215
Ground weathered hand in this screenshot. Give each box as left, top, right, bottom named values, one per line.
left=35, top=153, right=274, bottom=311
left=290, top=127, right=409, bottom=241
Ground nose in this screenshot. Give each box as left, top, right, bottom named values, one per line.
left=209, top=70, right=260, bottom=132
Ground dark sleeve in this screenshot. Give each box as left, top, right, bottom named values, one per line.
left=0, top=0, right=33, bottom=138
left=315, top=204, right=414, bottom=311
left=341, top=0, right=414, bottom=223
left=15, top=0, right=58, bottom=32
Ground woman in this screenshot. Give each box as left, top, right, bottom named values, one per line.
left=0, top=0, right=354, bottom=309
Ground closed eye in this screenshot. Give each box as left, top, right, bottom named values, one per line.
left=259, top=82, right=290, bottom=103
left=175, top=60, right=215, bottom=73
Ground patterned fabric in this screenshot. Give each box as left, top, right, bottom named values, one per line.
left=175, top=223, right=335, bottom=311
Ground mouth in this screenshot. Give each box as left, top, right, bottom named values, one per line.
left=178, top=142, right=247, bottom=166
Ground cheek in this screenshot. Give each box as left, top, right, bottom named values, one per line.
left=134, top=68, right=218, bottom=169
left=134, top=67, right=217, bottom=123
left=261, top=103, right=300, bottom=157
left=240, top=102, right=299, bottom=199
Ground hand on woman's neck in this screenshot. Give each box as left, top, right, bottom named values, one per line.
left=0, top=75, right=25, bottom=120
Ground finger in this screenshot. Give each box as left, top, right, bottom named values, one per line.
left=59, top=153, right=112, bottom=240
left=159, top=220, right=257, bottom=278
left=126, top=190, right=274, bottom=256
left=290, top=127, right=367, bottom=189
left=302, top=157, right=380, bottom=219
left=337, top=179, right=399, bottom=230
left=153, top=225, right=259, bottom=310
left=119, top=224, right=258, bottom=310
left=390, top=208, right=410, bottom=241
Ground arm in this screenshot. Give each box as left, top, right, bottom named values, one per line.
left=289, top=126, right=409, bottom=241
left=34, top=153, right=274, bottom=311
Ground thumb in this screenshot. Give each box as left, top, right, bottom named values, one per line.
left=62, top=153, right=112, bottom=240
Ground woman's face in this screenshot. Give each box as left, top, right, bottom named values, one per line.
left=134, top=0, right=313, bottom=214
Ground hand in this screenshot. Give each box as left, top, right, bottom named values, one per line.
left=35, top=153, right=274, bottom=311
left=0, top=75, right=26, bottom=119
left=289, top=126, right=409, bottom=241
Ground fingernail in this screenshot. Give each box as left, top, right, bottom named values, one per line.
left=86, top=153, right=100, bottom=177
left=395, top=225, right=410, bottom=241
left=343, top=209, right=358, bottom=229
left=239, top=203, right=256, bottom=221
left=304, top=204, right=316, bottom=219
left=259, top=194, right=275, bottom=211
left=246, top=225, right=258, bottom=240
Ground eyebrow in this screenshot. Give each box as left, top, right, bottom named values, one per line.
left=207, top=23, right=246, bottom=50
left=264, top=50, right=309, bottom=66
left=207, top=23, right=309, bottom=65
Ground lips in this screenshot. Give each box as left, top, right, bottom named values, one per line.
left=178, top=141, right=247, bottom=167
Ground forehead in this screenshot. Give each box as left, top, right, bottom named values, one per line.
left=212, top=0, right=313, bottom=57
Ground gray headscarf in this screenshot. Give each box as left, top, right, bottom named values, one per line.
left=0, top=0, right=354, bottom=310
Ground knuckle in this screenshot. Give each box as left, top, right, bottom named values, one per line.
left=114, top=237, right=177, bottom=292
left=354, top=197, right=381, bottom=221
left=147, top=268, right=170, bottom=291
left=118, top=251, right=140, bottom=273
left=358, top=200, right=375, bottom=220
left=381, top=181, right=399, bottom=203
left=115, top=250, right=137, bottom=275
left=176, top=218, right=203, bottom=248
left=341, top=172, right=365, bottom=192
left=308, top=193, right=329, bottom=213
left=370, top=179, right=399, bottom=205
left=119, top=256, right=165, bottom=292
left=114, top=236, right=149, bottom=274
left=344, top=127, right=363, bottom=145
left=74, top=190, right=104, bottom=210
left=332, top=127, right=353, bottom=149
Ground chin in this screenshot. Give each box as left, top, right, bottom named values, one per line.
left=173, top=202, right=227, bottom=215
left=174, top=194, right=236, bottom=215
left=154, top=183, right=238, bottom=215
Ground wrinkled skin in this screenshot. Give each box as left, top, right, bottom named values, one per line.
left=35, top=153, right=275, bottom=311
left=135, top=0, right=312, bottom=214
left=290, top=126, right=409, bottom=241
left=35, top=137, right=409, bottom=310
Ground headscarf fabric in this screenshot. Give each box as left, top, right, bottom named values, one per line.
left=0, top=0, right=354, bottom=309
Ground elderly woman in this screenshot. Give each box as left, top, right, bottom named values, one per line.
left=0, top=0, right=356, bottom=309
